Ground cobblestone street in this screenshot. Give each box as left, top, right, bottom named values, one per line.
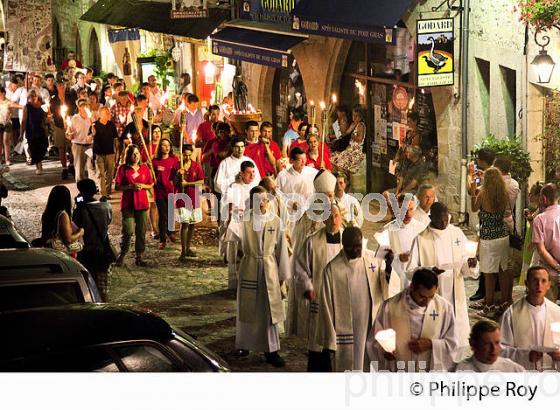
left=2, top=157, right=526, bottom=372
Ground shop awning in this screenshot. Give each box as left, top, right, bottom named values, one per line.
left=211, top=26, right=306, bottom=69
left=291, top=0, right=414, bottom=43
left=80, top=0, right=230, bottom=40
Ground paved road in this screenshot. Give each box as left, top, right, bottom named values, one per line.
left=2, top=157, right=525, bottom=371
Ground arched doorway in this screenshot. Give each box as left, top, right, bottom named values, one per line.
left=89, top=29, right=101, bottom=75
left=271, top=60, right=306, bottom=143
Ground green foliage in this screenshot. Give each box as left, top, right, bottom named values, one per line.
left=139, top=48, right=175, bottom=91
left=515, top=0, right=560, bottom=32
left=473, top=134, right=532, bottom=184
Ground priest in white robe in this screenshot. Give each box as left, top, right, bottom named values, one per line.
left=287, top=170, right=335, bottom=338
left=413, top=184, right=436, bottom=228
left=382, top=194, right=426, bottom=297
left=316, top=227, right=386, bottom=372
left=405, top=202, right=477, bottom=354
left=214, top=136, right=261, bottom=196
left=368, top=268, right=458, bottom=372
left=455, top=319, right=524, bottom=372
left=501, top=265, right=560, bottom=371
left=294, top=202, right=343, bottom=371
left=334, top=172, right=364, bottom=228
left=222, top=161, right=259, bottom=290
left=229, top=186, right=291, bottom=367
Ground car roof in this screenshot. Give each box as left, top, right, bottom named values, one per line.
left=0, top=304, right=174, bottom=359
left=0, top=248, right=84, bottom=273
left=0, top=215, right=30, bottom=248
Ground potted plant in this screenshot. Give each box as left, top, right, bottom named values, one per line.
left=515, top=0, right=560, bottom=32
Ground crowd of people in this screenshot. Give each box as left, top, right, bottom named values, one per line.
left=2, top=59, right=560, bottom=373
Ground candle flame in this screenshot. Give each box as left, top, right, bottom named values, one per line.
left=85, top=107, right=92, bottom=118
left=180, top=102, right=186, bottom=111
left=319, top=101, right=326, bottom=110
left=61, top=105, right=68, bottom=116
left=247, top=103, right=255, bottom=113
left=310, top=100, right=314, bottom=106
left=331, top=93, right=337, bottom=104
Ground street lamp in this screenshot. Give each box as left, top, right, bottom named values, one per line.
left=532, top=32, right=556, bottom=84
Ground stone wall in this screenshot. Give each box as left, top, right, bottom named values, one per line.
left=52, top=0, right=116, bottom=73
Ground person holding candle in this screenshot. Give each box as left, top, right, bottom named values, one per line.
left=305, top=127, right=332, bottom=171
left=67, top=99, right=95, bottom=182
left=501, top=266, right=560, bottom=370
left=244, top=120, right=281, bottom=178
left=175, top=144, right=204, bottom=261
left=20, top=90, right=48, bottom=175
left=368, top=268, right=458, bottom=372
left=51, top=78, right=73, bottom=179
left=0, top=86, right=22, bottom=167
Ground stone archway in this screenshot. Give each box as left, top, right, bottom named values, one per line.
left=88, top=28, right=102, bottom=75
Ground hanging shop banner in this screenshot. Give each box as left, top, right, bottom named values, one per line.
left=171, top=0, right=209, bottom=19
left=291, top=16, right=394, bottom=44
left=212, top=40, right=292, bottom=69
left=3, top=0, right=53, bottom=72
left=417, top=18, right=454, bottom=87
left=240, top=0, right=299, bottom=25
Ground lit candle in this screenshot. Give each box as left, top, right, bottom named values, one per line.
left=319, top=101, right=326, bottom=111
left=90, top=82, right=97, bottom=92
left=60, top=105, right=68, bottom=117
left=84, top=107, right=92, bottom=119
left=65, top=116, right=72, bottom=128
left=331, top=93, right=337, bottom=104
left=465, top=240, right=478, bottom=258
left=126, top=133, right=132, bottom=143
left=375, top=329, right=396, bottom=353
left=41, top=103, right=50, bottom=113
left=180, top=101, right=186, bottom=111
left=247, top=103, right=255, bottom=113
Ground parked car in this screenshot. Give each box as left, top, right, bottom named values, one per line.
left=0, top=215, right=30, bottom=249
left=0, top=304, right=230, bottom=372
left=0, top=248, right=101, bottom=312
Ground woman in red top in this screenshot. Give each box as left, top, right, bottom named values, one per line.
left=290, top=122, right=308, bottom=153
left=152, top=137, right=179, bottom=249
left=114, top=144, right=154, bottom=267
left=305, top=127, right=332, bottom=170
left=175, top=144, right=204, bottom=262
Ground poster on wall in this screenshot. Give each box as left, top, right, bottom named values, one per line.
left=416, top=18, right=454, bottom=88
left=171, top=0, right=209, bottom=18
left=4, top=0, right=53, bottom=72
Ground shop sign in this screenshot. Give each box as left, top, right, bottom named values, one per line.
left=170, top=0, right=209, bottom=19
left=240, top=0, right=299, bottom=25
left=392, top=86, right=409, bottom=111
left=416, top=18, right=454, bottom=87
left=212, top=39, right=292, bottom=69
left=291, top=16, right=393, bottom=44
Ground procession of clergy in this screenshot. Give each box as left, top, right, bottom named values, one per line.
left=220, top=158, right=560, bottom=372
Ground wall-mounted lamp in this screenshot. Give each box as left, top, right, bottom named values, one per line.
left=532, top=32, right=555, bottom=84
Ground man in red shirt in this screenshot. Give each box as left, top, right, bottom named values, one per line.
left=198, top=105, right=220, bottom=180
left=244, top=120, right=280, bottom=177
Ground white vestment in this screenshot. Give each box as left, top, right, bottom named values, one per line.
left=293, top=228, right=342, bottom=351
left=222, top=181, right=257, bottom=289
left=501, top=297, right=560, bottom=370
left=455, top=356, right=525, bottom=372
left=405, top=225, right=473, bottom=353
left=230, top=212, right=290, bottom=352
left=214, top=155, right=261, bottom=195
left=413, top=207, right=431, bottom=229
left=384, top=218, right=426, bottom=296
left=335, top=193, right=364, bottom=228
left=368, top=289, right=457, bottom=372
left=316, top=250, right=385, bottom=371
left=276, top=165, right=318, bottom=209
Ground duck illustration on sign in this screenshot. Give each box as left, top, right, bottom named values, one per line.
left=417, top=18, right=454, bottom=87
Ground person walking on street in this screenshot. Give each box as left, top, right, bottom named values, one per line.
left=72, top=178, right=112, bottom=301
left=92, top=106, right=118, bottom=199
left=114, top=144, right=154, bottom=267
left=20, top=90, right=48, bottom=175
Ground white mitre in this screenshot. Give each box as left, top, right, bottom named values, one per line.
left=313, top=169, right=336, bottom=194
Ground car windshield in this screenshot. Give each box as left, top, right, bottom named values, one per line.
left=0, top=282, right=85, bottom=312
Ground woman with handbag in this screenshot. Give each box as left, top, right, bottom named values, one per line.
left=115, top=144, right=154, bottom=267
left=73, top=178, right=113, bottom=301
left=41, top=185, right=84, bottom=258
left=330, top=105, right=366, bottom=176
left=469, top=167, right=511, bottom=318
